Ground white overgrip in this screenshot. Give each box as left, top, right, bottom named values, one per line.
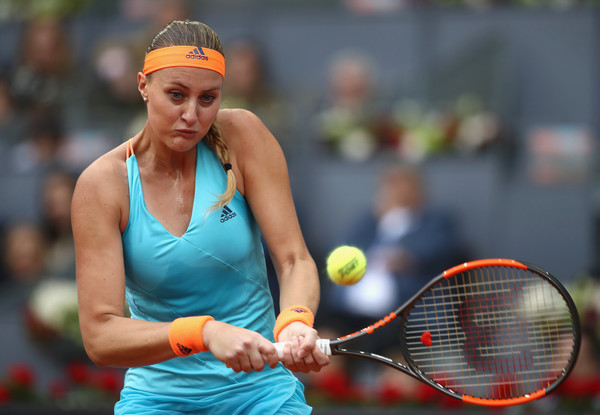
left=274, top=339, right=331, bottom=359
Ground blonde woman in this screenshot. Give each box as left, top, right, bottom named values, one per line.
left=72, top=20, right=328, bottom=414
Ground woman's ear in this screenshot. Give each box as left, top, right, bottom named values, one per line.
left=138, top=72, right=149, bottom=103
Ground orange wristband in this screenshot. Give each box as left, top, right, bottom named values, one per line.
left=168, top=316, right=215, bottom=357
left=273, top=305, right=314, bottom=342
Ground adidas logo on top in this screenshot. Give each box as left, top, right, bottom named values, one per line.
left=220, top=205, right=237, bottom=223
left=186, top=47, right=208, bottom=61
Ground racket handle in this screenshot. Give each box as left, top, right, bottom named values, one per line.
left=274, top=338, right=331, bottom=359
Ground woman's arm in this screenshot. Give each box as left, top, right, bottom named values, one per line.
left=72, top=155, right=175, bottom=367
left=219, top=109, right=329, bottom=372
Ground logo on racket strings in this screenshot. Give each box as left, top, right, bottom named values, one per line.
left=459, top=295, right=533, bottom=372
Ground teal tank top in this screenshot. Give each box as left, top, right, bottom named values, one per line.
left=116, top=141, right=310, bottom=414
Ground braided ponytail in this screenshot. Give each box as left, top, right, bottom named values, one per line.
left=204, top=124, right=237, bottom=212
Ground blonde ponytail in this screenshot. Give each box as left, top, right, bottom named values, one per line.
left=204, top=124, right=237, bottom=213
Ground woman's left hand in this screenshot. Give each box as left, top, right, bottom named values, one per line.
left=277, top=322, right=330, bottom=373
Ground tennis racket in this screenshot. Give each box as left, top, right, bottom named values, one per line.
left=275, top=258, right=581, bottom=407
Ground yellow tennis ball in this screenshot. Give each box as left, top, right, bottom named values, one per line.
left=326, top=246, right=367, bottom=285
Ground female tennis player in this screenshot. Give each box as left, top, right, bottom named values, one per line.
left=71, top=20, right=329, bottom=414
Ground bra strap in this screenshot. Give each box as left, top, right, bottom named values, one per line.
left=126, top=139, right=134, bottom=159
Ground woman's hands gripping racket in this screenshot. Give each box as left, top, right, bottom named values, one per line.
left=274, top=259, right=581, bottom=407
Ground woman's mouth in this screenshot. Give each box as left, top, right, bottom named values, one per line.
left=176, top=129, right=197, bottom=136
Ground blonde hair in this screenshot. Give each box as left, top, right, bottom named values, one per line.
left=204, top=125, right=236, bottom=212
left=148, top=20, right=236, bottom=212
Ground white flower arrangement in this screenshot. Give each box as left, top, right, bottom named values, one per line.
left=27, top=278, right=81, bottom=346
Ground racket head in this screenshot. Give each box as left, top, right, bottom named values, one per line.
left=400, top=259, right=581, bottom=406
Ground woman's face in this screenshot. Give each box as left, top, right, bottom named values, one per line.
left=139, top=66, right=222, bottom=151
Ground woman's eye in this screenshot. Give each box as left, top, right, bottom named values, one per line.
left=169, top=91, right=184, bottom=100
left=201, top=95, right=215, bottom=104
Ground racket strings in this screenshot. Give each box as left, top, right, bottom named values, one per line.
left=403, top=266, right=577, bottom=401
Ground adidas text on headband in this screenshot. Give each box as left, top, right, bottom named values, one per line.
left=143, top=46, right=225, bottom=78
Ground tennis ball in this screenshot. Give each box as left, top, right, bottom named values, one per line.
left=326, top=246, right=367, bottom=285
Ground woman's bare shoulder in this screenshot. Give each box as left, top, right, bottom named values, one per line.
left=216, top=108, right=262, bottom=132
left=73, top=143, right=129, bottom=207
left=216, top=108, right=279, bottom=153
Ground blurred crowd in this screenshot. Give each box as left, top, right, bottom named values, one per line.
left=0, top=0, right=598, bottom=412
left=0, top=0, right=193, bottom=408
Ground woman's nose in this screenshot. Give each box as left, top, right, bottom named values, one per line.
left=181, top=100, right=198, bottom=124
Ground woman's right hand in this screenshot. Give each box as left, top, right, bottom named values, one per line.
left=202, top=320, right=280, bottom=373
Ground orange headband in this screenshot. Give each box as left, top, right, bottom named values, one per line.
left=143, top=46, right=225, bottom=78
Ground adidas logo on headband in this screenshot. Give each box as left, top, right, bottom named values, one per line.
left=143, top=45, right=225, bottom=77
left=186, top=48, right=208, bottom=60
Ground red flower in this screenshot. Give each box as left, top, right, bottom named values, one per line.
left=0, top=382, right=10, bottom=403
left=557, top=375, right=600, bottom=398
left=378, top=381, right=406, bottom=405
left=8, top=364, right=34, bottom=388
left=309, top=368, right=363, bottom=403
left=66, top=361, right=89, bottom=384
left=95, top=369, right=123, bottom=395
left=415, top=382, right=438, bottom=404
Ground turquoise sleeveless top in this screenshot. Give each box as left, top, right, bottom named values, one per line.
left=116, top=141, right=310, bottom=414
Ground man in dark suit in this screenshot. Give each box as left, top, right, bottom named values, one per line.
left=322, top=164, right=466, bottom=353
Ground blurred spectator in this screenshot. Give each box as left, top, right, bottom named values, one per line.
left=9, top=106, right=67, bottom=174
left=221, top=37, right=293, bottom=153
left=1, top=221, right=48, bottom=288
left=86, top=39, right=146, bottom=141
left=119, top=0, right=192, bottom=34
left=321, top=164, right=465, bottom=366
left=115, top=0, right=192, bottom=71
left=343, top=0, right=405, bottom=14
left=0, top=70, right=24, bottom=150
left=7, top=16, right=78, bottom=111
left=85, top=0, right=191, bottom=141
left=40, top=169, right=76, bottom=278
left=311, top=49, right=394, bottom=161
